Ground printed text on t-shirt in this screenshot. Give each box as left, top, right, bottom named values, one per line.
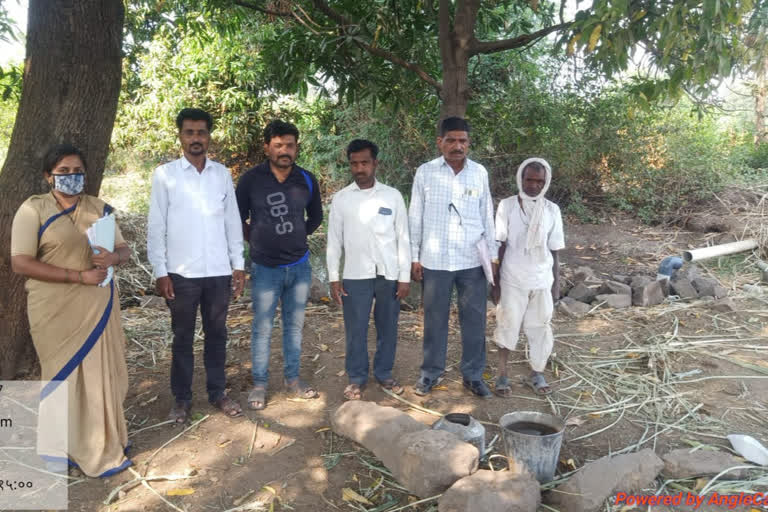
left=266, top=192, right=293, bottom=235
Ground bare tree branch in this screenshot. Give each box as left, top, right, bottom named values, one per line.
left=470, top=22, right=571, bottom=56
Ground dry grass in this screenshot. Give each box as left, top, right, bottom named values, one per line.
left=107, top=185, right=768, bottom=511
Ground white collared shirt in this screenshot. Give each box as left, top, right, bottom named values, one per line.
left=326, top=180, right=411, bottom=282
left=147, top=156, right=244, bottom=278
left=496, top=195, right=565, bottom=290
left=408, top=156, right=497, bottom=271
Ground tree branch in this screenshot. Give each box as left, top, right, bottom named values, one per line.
left=350, top=39, right=442, bottom=91
left=233, top=0, right=292, bottom=17
left=470, top=22, right=571, bottom=56
left=308, top=0, right=348, bottom=27
left=236, top=0, right=443, bottom=91
left=309, top=0, right=442, bottom=92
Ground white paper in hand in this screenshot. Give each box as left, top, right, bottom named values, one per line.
left=86, top=213, right=116, bottom=287
left=476, top=239, right=495, bottom=286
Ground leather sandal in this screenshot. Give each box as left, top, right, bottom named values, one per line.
left=377, top=378, right=404, bottom=395
left=168, top=400, right=191, bottom=424
left=211, top=394, right=243, bottom=418
left=343, top=383, right=364, bottom=400
left=494, top=375, right=513, bottom=397
left=523, top=372, right=552, bottom=395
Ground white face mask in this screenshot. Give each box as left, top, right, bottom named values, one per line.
left=52, top=173, right=85, bottom=195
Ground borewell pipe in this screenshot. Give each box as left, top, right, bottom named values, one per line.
left=682, top=240, right=758, bottom=263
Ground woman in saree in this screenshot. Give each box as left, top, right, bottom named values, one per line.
left=10, top=143, right=133, bottom=477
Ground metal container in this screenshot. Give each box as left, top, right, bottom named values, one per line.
left=499, top=411, right=564, bottom=483
left=431, top=413, right=485, bottom=456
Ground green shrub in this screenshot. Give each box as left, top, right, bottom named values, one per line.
left=747, top=142, right=768, bottom=169
left=111, top=23, right=744, bottom=225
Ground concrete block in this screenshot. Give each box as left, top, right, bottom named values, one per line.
left=594, top=293, right=631, bottom=309
left=568, top=283, right=598, bottom=303
left=598, top=280, right=632, bottom=296
left=632, top=281, right=665, bottom=307
left=670, top=278, right=698, bottom=299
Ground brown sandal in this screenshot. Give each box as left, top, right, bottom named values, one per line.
left=168, top=400, right=191, bottom=424
left=211, top=394, right=243, bottom=417
left=343, top=383, right=364, bottom=400
left=377, top=378, right=404, bottom=395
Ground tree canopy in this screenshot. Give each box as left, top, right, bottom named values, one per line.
left=203, top=0, right=767, bottom=117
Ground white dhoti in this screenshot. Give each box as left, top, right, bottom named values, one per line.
left=494, top=285, right=553, bottom=372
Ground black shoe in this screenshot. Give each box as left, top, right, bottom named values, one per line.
left=463, top=379, right=492, bottom=399
left=413, top=375, right=444, bottom=396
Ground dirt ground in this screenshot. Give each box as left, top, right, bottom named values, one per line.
left=59, top=191, right=768, bottom=511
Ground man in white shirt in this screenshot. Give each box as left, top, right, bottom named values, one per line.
left=491, top=158, right=564, bottom=396
left=147, top=108, right=245, bottom=423
left=327, top=139, right=410, bottom=400
left=409, top=117, right=496, bottom=398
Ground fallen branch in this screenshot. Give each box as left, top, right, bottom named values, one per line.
left=385, top=494, right=441, bottom=511
left=104, top=470, right=194, bottom=505
left=127, top=467, right=186, bottom=512
left=142, top=414, right=210, bottom=476
left=128, top=419, right=176, bottom=437
left=269, top=438, right=296, bottom=456
left=248, top=421, right=259, bottom=459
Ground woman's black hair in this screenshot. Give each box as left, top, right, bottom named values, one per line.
left=42, top=143, right=87, bottom=174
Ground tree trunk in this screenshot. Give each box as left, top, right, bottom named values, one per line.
left=756, top=56, right=768, bottom=145
left=440, top=56, right=470, bottom=120
left=437, top=0, right=479, bottom=121
left=0, top=0, right=124, bottom=378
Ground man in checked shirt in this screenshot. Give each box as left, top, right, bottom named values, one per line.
left=408, top=117, right=497, bottom=398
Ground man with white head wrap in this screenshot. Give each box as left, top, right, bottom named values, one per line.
left=491, top=158, right=564, bottom=396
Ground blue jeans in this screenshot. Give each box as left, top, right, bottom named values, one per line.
left=250, top=260, right=311, bottom=386
left=342, top=277, right=400, bottom=386
left=421, top=266, right=487, bottom=381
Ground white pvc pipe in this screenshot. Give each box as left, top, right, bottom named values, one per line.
left=682, top=240, right=758, bottom=263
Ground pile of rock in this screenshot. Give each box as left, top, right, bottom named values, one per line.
left=558, top=266, right=728, bottom=318
left=332, top=401, right=540, bottom=511
left=546, top=447, right=759, bottom=512
left=332, top=401, right=761, bottom=511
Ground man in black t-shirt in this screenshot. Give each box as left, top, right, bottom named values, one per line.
left=236, top=120, right=323, bottom=410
